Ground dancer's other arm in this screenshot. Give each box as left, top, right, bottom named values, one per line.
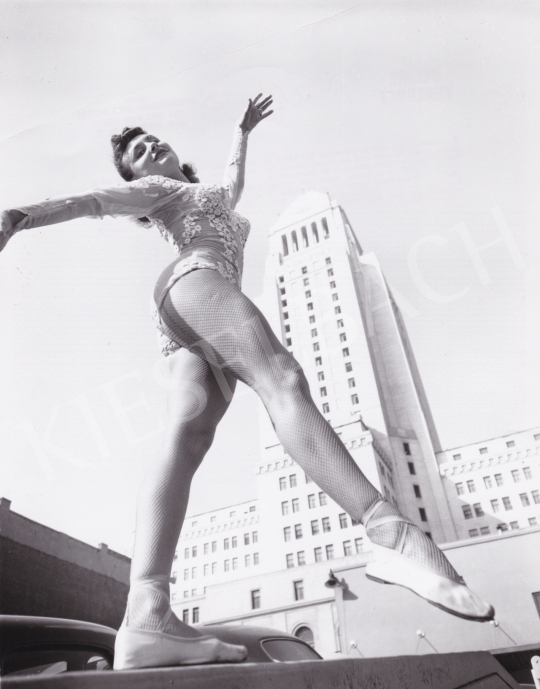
left=224, top=93, right=273, bottom=210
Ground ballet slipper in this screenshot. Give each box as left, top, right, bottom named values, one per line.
left=113, top=577, right=248, bottom=670
left=362, top=498, right=495, bottom=622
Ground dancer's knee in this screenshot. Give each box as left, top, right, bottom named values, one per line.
left=257, top=356, right=310, bottom=408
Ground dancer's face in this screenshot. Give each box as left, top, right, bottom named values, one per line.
left=124, top=134, right=189, bottom=182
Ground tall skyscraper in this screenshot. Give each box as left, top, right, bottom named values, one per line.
left=255, top=191, right=457, bottom=573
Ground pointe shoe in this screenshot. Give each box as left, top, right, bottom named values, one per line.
left=362, top=498, right=495, bottom=622
left=113, top=577, right=248, bottom=670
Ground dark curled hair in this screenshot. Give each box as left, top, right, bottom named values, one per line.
left=110, top=126, right=200, bottom=183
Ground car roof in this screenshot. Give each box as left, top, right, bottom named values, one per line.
left=0, top=615, right=116, bottom=654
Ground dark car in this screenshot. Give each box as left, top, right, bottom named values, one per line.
left=0, top=615, right=321, bottom=678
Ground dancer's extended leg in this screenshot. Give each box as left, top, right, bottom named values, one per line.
left=115, top=348, right=247, bottom=669
left=158, top=269, right=494, bottom=621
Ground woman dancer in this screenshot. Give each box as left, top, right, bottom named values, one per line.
left=0, top=94, right=494, bottom=671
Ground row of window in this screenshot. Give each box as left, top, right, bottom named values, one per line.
left=280, top=221, right=330, bottom=257
left=286, top=538, right=365, bottom=567
left=187, top=505, right=257, bottom=529
left=462, top=491, right=540, bottom=519
left=181, top=531, right=259, bottom=559
left=251, top=579, right=305, bottom=610
left=281, top=492, right=337, bottom=514
left=181, top=552, right=260, bottom=579
left=180, top=607, right=199, bottom=624
left=452, top=434, right=540, bottom=461
left=456, top=467, right=533, bottom=495
left=469, top=516, right=539, bottom=537
left=283, top=513, right=355, bottom=541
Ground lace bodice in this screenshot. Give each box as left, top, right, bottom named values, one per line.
left=13, top=127, right=251, bottom=288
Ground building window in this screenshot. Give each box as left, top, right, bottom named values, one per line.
left=532, top=490, right=540, bottom=504
left=280, top=287, right=286, bottom=295
left=294, top=524, right=303, bottom=539
left=506, top=440, right=515, bottom=448
left=224, top=538, right=229, bottom=550
left=254, top=552, right=259, bottom=565
left=534, top=433, right=540, bottom=441
left=462, top=505, right=473, bottom=520
left=413, top=485, right=422, bottom=498
left=303, top=277, right=309, bottom=286
left=354, top=537, right=364, bottom=553
left=305, top=290, right=312, bottom=298
left=184, top=548, right=189, bottom=559
left=183, top=569, right=189, bottom=581
left=467, top=480, right=476, bottom=493
left=502, top=496, right=512, bottom=511
left=244, top=533, right=250, bottom=545
left=332, top=293, right=339, bottom=302
left=292, top=498, right=300, bottom=513
left=182, top=609, right=189, bottom=623
left=480, top=526, right=490, bottom=535
left=282, top=300, right=287, bottom=308
left=342, top=347, right=349, bottom=357
left=251, top=589, right=261, bottom=609
left=301, top=226, right=309, bottom=248
left=322, top=403, right=330, bottom=413
left=232, top=536, right=237, bottom=548
left=297, top=551, right=306, bottom=566
left=345, top=362, right=353, bottom=373
left=294, top=580, right=304, bottom=601
left=403, top=442, right=411, bottom=455
left=529, top=518, right=538, bottom=526
left=191, top=567, right=197, bottom=578
left=479, top=447, right=488, bottom=455
left=328, top=268, right=334, bottom=276
left=343, top=540, right=353, bottom=556
left=510, top=521, right=519, bottom=530
left=313, top=342, right=320, bottom=352
left=203, top=543, right=209, bottom=555
left=322, top=517, right=331, bottom=532
left=308, top=494, right=316, bottom=509
left=311, top=328, right=318, bottom=337
left=290, top=474, right=297, bottom=488
left=524, top=467, right=533, bottom=480
left=314, top=547, right=323, bottom=562
left=311, top=519, right=320, bottom=535
left=285, top=324, right=290, bottom=333
left=335, top=306, right=341, bottom=314
left=491, top=499, right=500, bottom=513
left=495, top=474, right=503, bottom=487
left=511, top=469, right=521, bottom=483
left=211, top=562, right=217, bottom=574
left=351, top=394, right=359, bottom=404
left=326, top=257, right=332, bottom=265
left=320, top=386, right=327, bottom=397
left=483, top=476, right=492, bottom=489
left=453, top=454, right=462, bottom=461
left=286, top=338, right=292, bottom=347
left=348, top=377, right=356, bottom=388
left=319, top=492, right=327, bottom=506
left=232, top=557, right=238, bottom=570
left=325, top=544, right=334, bottom=560
left=469, top=529, right=479, bottom=538
left=245, top=554, right=251, bottom=567
left=302, top=266, right=307, bottom=274
left=318, top=371, right=325, bottom=381
left=291, top=231, right=298, bottom=252
left=307, top=302, right=313, bottom=311
left=283, top=311, right=289, bottom=320
left=520, top=493, right=530, bottom=507
left=330, top=281, right=336, bottom=289
left=286, top=554, right=294, bottom=568
left=339, top=513, right=348, bottom=528
left=339, top=332, right=347, bottom=342
left=252, top=531, right=258, bottom=543
left=408, top=462, right=416, bottom=475
left=224, top=560, right=230, bottom=571
left=279, top=477, right=287, bottom=491
left=203, top=564, right=209, bottom=577
left=305, top=473, right=313, bottom=484
left=284, top=527, right=291, bottom=542
left=419, top=508, right=428, bottom=522
left=315, top=357, right=322, bottom=366
left=473, top=503, right=484, bottom=517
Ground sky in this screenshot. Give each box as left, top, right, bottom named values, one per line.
left=0, top=0, right=539, bottom=557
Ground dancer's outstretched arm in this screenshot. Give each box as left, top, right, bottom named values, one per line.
left=0, top=179, right=183, bottom=252
left=223, top=93, right=273, bottom=209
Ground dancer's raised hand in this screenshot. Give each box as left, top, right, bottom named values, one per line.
left=239, top=94, right=273, bottom=134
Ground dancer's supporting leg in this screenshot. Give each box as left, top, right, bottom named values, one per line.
left=115, top=348, right=247, bottom=669
left=159, top=269, right=494, bottom=621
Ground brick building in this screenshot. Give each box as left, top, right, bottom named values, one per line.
left=0, top=497, right=129, bottom=629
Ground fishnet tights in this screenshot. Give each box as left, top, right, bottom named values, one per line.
left=126, top=269, right=459, bottom=634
